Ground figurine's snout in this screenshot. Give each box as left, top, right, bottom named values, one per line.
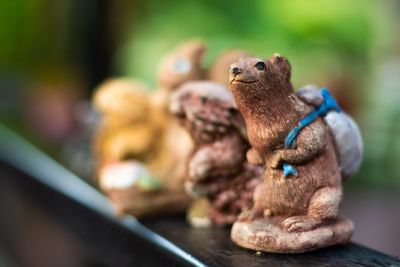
left=231, top=67, right=242, bottom=76
left=229, top=61, right=259, bottom=84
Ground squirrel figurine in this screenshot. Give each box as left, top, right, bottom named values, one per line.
left=170, top=81, right=262, bottom=227
left=229, top=54, right=361, bottom=253
left=92, top=78, right=190, bottom=217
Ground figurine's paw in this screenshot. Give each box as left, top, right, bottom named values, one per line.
left=237, top=208, right=263, bottom=222
left=280, top=216, right=320, bottom=232
left=270, top=151, right=284, bottom=169
left=189, top=153, right=213, bottom=181
left=246, top=148, right=264, bottom=165
left=263, top=209, right=272, bottom=218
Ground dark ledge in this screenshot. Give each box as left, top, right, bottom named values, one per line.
left=0, top=124, right=399, bottom=267
left=143, top=215, right=400, bottom=267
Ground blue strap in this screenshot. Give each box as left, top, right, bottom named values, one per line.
left=282, top=88, right=341, bottom=177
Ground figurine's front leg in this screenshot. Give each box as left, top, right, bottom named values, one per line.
left=281, top=186, right=342, bottom=232
left=237, top=183, right=271, bottom=222
left=189, top=134, right=246, bottom=181
left=246, top=148, right=264, bottom=165
left=270, top=121, right=327, bottom=169
left=189, top=147, right=215, bottom=181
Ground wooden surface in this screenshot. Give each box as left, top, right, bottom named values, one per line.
left=143, top=216, right=400, bottom=267
left=0, top=160, right=198, bottom=267
left=0, top=125, right=399, bottom=266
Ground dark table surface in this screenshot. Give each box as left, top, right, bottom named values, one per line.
left=0, top=125, right=399, bottom=267
left=144, top=215, right=400, bottom=267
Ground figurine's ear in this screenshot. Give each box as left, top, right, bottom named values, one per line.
left=270, top=53, right=291, bottom=81
left=182, top=40, right=207, bottom=65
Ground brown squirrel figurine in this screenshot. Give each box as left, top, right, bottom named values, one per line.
left=170, top=81, right=262, bottom=226
left=229, top=54, right=356, bottom=253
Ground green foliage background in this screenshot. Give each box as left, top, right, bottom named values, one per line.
left=0, top=0, right=399, bottom=187
left=117, top=0, right=378, bottom=87
left=114, top=0, right=400, bottom=187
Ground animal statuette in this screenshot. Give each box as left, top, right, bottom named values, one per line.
left=93, top=78, right=190, bottom=217
left=170, top=81, right=262, bottom=227
left=228, top=54, right=363, bottom=253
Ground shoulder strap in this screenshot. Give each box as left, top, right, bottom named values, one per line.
left=282, top=88, right=341, bottom=177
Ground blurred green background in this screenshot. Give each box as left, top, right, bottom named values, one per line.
left=1, top=0, right=400, bottom=187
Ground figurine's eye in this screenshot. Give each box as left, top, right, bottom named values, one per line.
left=172, top=58, right=191, bottom=74
left=228, top=108, right=236, bottom=115
left=255, top=62, right=265, bottom=71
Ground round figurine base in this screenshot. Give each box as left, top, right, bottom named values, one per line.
left=231, top=217, right=353, bottom=253
left=109, top=188, right=190, bottom=218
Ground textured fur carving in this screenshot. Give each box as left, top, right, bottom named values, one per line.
left=171, top=81, right=262, bottom=226
left=229, top=55, right=357, bottom=253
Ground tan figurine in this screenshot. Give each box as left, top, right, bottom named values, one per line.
left=93, top=78, right=190, bottom=217
left=153, top=40, right=207, bottom=111
left=170, top=81, right=262, bottom=227
left=228, top=55, right=362, bottom=253
left=93, top=79, right=162, bottom=170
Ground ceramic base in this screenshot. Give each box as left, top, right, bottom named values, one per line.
left=231, top=217, right=353, bottom=253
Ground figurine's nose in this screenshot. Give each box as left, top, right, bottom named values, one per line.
left=231, top=67, right=242, bottom=75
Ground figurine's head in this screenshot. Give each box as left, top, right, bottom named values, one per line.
left=157, top=40, right=206, bottom=91
left=93, top=78, right=151, bottom=126
left=170, top=81, right=245, bottom=143
left=209, top=49, right=252, bottom=87
left=229, top=54, right=293, bottom=103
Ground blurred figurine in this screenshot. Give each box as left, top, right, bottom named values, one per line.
left=93, top=78, right=190, bottom=217
left=229, top=55, right=362, bottom=253
left=154, top=40, right=252, bottom=110
left=154, top=40, right=207, bottom=110
left=93, top=79, right=161, bottom=170
left=153, top=41, right=252, bottom=188
left=91, top=41, right=252, bottom=218
left=170, top=81, right=262, bottom=227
